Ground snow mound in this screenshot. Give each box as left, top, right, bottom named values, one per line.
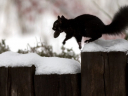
left=0, top=51, right=81, bottom=75
left=82, top=38, right=128, bottom=52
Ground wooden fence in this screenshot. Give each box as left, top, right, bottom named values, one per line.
left=81, top=52, right=127, bottom=96
left=0, top=52, right=128, bottom=96
left=0, top=65, right=81, bottom=96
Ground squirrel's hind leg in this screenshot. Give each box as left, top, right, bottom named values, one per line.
left=85, top=34, right=102, bottom=43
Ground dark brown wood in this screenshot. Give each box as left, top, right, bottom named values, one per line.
left=81, top=52, right=105, bottom=96
left=70, top=74, right=81, bottom=96
left=9, top=65, right=35, bottom=96
left=59, top=74, right=81, bottom=96
left=34, top=74, right=59, bottom=96
left=126, top=55, right=128, bottom=96
left=105, top=52, right=127, bottom=96
left=59, top=74, right=72, bottom=96
left=34, top=74, right=81, bottom=96
left=0, top=67, right=8, bottom=96
left=1, top=52, right=127, bottom=96
left=81, top=52, right=127, bottom=96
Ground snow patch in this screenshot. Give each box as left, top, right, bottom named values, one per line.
left=0, top=51, right=81, bottom=74
left=82, top=38, right=128, bottom=52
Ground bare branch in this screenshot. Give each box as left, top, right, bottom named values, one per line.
left=92, top=0, right=112, bottom=20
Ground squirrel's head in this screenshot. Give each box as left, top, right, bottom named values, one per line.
left=52, top=15, right=67, bottom=38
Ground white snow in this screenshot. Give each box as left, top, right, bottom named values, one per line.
left=82, top=38, right=128, bottom=52
left=0, top=51, right=81, bottom=74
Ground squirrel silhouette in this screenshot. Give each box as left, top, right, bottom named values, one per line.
left=52, top=6, right=128, bottom=49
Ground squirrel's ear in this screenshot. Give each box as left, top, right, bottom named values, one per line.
left=58, top=16, right=61, bottom=20
left=58, top=16, right=62, bottom=23
left=61, top=15, right=65, bottom=19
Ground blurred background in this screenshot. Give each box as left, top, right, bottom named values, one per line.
left=0, top=0, right=128, bottom=61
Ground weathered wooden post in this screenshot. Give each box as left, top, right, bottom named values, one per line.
left=0, top=67, right=8, bottom=96
left=0, top=65, right=35, bottom=96
left=81, top=52, right=127, bottom=96
left=34, top=74, right=81, bottom=96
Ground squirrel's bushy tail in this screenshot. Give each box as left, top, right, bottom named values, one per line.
left=104, top=6, right=128, bottom=35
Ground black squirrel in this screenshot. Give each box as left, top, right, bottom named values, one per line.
left=52, top=6, right=128, bottom=49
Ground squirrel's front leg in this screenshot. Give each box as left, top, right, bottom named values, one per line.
left=78, top=42, right=82, bottom=49
left=62, top=34, right=73, bottom=45
left=74, top=35, right=82, bottom=49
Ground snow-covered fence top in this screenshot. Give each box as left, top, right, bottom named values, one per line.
left=0, top=51, right=81, bottom=74
left=81, top=38, right=128, bottom=96
left=82, top=38, right=128, bottom=52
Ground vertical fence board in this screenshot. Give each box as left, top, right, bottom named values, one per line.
left=71, top=74, right=81, bottom=96
left=126, top=55, right=128, bottom=96
left=59, top=75, right=70, bottom=96
left=81, top=52, right=127, bottom=96
left=34, top=74, right=81, bottom=96
left=81, top=52, right=105, bottom=96
left=0, top=67, right=8, bottom=96
left=9, top=65, right=35, bottom=96
left=59, top=74, right=75, bottom=96
left=34, top=75, right=59, bottom=96
left=105, top=52, right=127, bottom=96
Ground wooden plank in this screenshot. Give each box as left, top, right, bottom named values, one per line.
left=81, top=52, right=105, bottom=96
left=81, top=52, right=127, bottom=96
left=105, top=52, right=127, bottom=96
left=0, top=67, right=8, bottom=96
left=34, top=74, right=81, bottom=96
left=70, top=74, right=81, bottom=96
left=59, top=74, right=81, bottom=96
left=9, top=65, right=35, bottom=96
left=59, top=74, right=73, bottom=96
left=34, top=74, right=59, bottom=96
left=126, top=55, right=128, bottom=96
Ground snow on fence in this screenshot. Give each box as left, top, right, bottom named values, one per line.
left=0, top=52, right=81, bottom=96
left=0, top=66, right=81, bottom=96
left=81, top=39, right=128, bottom=96
left=1, top=39, right=128, bottom=96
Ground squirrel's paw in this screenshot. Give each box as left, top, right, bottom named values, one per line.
left=79, top=46, right=81, bottom=49
left=85, top=40, right=90, bottom=43
left=78, top=42, right=82, bottom=49
left=62, top=41, right=66, bottom=45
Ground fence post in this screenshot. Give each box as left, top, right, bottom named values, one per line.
left=0, top=65, right=35, bottom=96
left=9, top=65, right=35, bottom=96
left=0, top=67, right=8, bottom=96
left=34, top=74, right=81, bottom=96
left=105, top=52, right=127, bottom=96
left=81, top=52, right=127, bottom=96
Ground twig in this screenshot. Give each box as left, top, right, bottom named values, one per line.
left=92, top=0, right=112, bottom=20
